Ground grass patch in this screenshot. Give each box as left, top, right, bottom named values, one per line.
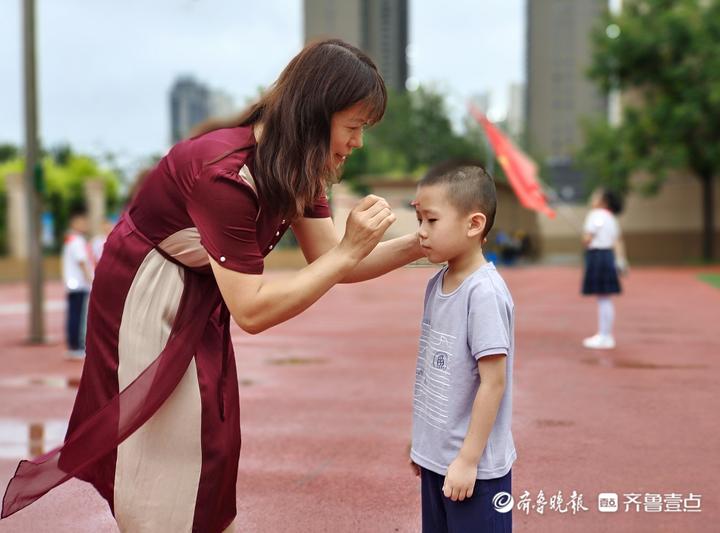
left=698, top=273, right=720, bottom=289
left=267, top=357, right=326, bottom=366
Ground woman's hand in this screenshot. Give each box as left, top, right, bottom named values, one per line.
left=338, top=195, right=396, bottom=263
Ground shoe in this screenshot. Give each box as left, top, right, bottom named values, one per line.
left=65, top=349, right=86, bottom=361
left=583, top=334, right=615, bottom=350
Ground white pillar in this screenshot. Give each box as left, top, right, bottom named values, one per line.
left=6, top=173, right=28, bottom=258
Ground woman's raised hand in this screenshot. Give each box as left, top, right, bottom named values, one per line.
left=339, top=195, right=397, bottom=263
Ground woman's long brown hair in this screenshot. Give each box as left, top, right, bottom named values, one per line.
left=191, top=39, right=387, bottom=220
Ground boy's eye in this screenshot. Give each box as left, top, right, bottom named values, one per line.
left=428, top=219, right=437, bottom=223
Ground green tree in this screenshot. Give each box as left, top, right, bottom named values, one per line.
left=0, top=144, right=18, bottom=163
left=582, top=0, right=720, bottom=260
left=0, top=152, right=121, bottom=254
left=342, top=87, right=484, bottom=183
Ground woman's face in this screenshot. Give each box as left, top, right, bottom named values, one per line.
left=329, top=101, right=370, bottom=169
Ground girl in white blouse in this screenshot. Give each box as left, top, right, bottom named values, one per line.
left=581, top=189, right=627, bottom=349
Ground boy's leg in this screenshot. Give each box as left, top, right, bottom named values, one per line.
left=66, top=291, right=82, bottom=351
left=78, top=290, right=89, bottom=350
left=443, top=469, right=512, bottom=533
left=421, top=467, right=449, bottom=533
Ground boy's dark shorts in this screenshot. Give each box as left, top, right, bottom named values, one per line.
left=421, top=466, right=512, bottom=533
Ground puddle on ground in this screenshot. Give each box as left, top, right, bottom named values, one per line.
left=536, top=419, right=575, bottom=428
left=581, top=356, right=707, bottom=370
left=0, top=419, right=68, bottom=459
left=0, top=375, right=80, bottom=389
left=267, top=357, right=327, bottom=366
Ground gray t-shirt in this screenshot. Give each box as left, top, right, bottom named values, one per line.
left=411, top=262, right=516, bottom=479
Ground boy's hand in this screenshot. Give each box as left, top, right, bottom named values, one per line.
left=409, top=458, right=421, bottom=477
left=443, top=455, right=477, bottom=502
left=407, top=442, right=420, bottom=477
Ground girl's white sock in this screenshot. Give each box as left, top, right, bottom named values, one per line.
left=597, top=296, right=615, bottom=337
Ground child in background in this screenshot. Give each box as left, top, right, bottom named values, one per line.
left=61, top=206, right=93, bottom=360
left=581, top=189, right=626, bottom=350
left=89, top=218, right=114, bottom=267
left=411, top=160, right=516, bottom=532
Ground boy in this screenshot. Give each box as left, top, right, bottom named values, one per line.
left=410, top=160, right=516, bottom=532
left=61, top=205, right=93, bottom=360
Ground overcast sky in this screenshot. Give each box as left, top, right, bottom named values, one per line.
left=0, top=0, right=524, bottom=171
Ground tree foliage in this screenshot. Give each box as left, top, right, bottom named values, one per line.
left=0, top=148, right=121, bottom=254
left=342, top=87, right=485, bottom=184
left=579, top=0, right=720, bottom=258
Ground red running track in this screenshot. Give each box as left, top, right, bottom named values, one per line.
left=0, top=265, right=718, bottom=532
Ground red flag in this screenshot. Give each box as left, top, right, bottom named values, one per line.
left=468, top=103, right=556, bottom=219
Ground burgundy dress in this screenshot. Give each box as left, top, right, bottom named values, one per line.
left=1, top=126, right=330, bottom=532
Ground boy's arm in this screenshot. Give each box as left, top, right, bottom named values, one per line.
left=80, top=260, right=93, bottom=285
left=443, top=354, right=507, bottom=502
left=70, top=238, right=93, bottom=285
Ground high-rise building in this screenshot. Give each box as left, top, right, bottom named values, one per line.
left=170, top=77, right=236, bottom=144
left=525, top=0, right=608, bottom=201
left=304, top=0, right=408, bottom=92
left=506, top=83, right=525, bottom=143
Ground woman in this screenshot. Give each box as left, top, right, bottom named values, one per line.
left=2, top=39, right=423, bottom=531
left=581, top=188, right=627, bottom=349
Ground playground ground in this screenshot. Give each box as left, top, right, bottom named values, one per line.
left=0, top=264, right=718, bottom=532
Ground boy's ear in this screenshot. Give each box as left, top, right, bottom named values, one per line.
left=467, top=212, right=487, bottom=239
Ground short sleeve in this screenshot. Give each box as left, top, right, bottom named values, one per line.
left=583, top=209, right=603, bottom=235
left=187, top=174, right=264, bottom=274
left=467, top=284, right=511, bottom=360
left=302, top=193, right=332, bottom=218
left=70, top=238, right=89, bottom=263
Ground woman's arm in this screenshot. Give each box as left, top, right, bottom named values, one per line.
left=292, top=215, right=424, bottom=283
left=211, top=195, right=395, bottom=334
left=341, top=232, right=424, bottom=283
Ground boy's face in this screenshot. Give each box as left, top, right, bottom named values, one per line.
left=414, top=184, right=484, bottom=264
left=71, top=215, right=89, bottom=234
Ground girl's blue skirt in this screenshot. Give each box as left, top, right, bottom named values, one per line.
left=582, top=248, right=621, bottom=295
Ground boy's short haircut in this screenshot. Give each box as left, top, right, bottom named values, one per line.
left=68, top=203, right=88, bottom=220
left=419, top=159, right=497, bottom=238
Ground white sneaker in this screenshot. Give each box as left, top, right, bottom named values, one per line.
left=65, top=349, right=86, bottom=361
left=583, top=334, right=615, bottom=350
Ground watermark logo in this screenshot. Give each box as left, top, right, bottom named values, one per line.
left=492, top=492, right=514, bottom=513
left=505, top=490, right=702, bottom=516
left=598, top=493, right=619, bottom=513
